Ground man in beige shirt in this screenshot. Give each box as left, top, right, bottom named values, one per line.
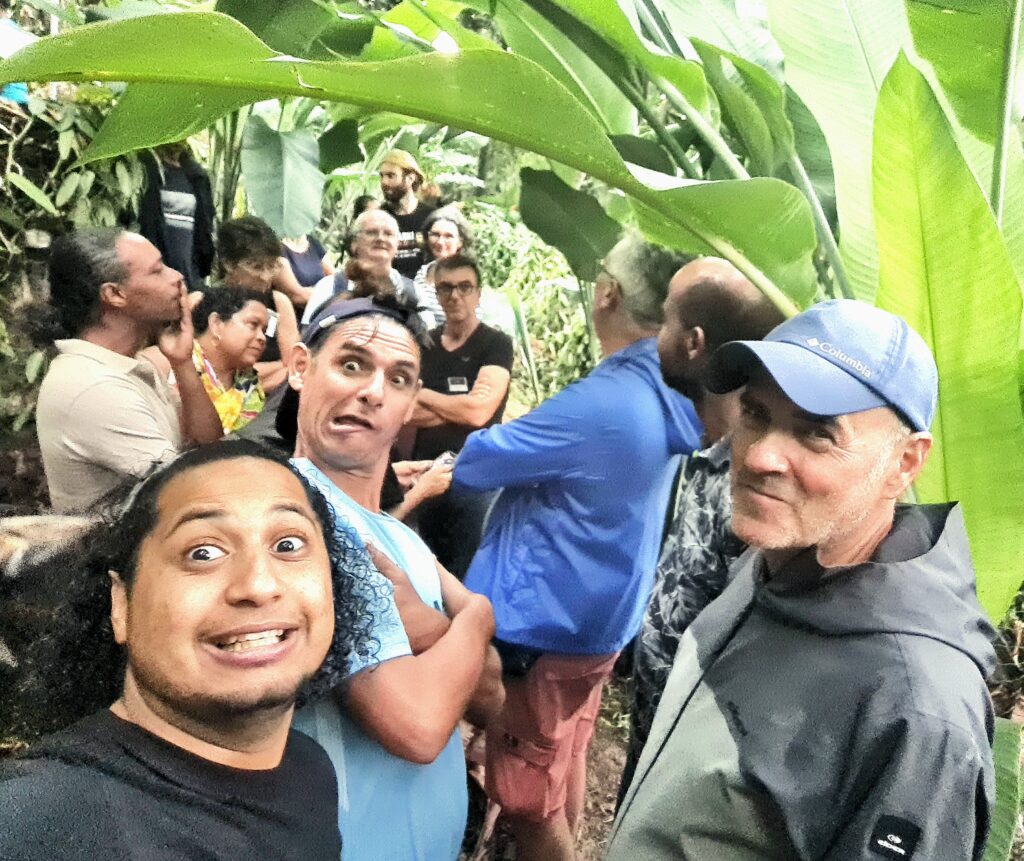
left=36, top=228, right=222, bottom=512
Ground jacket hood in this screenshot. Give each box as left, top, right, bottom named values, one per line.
left=611, top=338, right=702, bottom=454
left=754, top=503, right=996, bottom=678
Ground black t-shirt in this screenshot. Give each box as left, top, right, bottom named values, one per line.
left=0, top=709, right=341, bottom=860
left=384, top=202, right=436, bottom=278
left=413, top=322, right=515, bottom=460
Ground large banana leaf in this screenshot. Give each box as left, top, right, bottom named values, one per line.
left=215, top=0, right=335, bottom=57
left=0, top=10, right=817, bottom=310
left=471, top=0, right=637, bottom=134
left=905, top=0, right=1022, bottom=147
left=653, top=0, right=784, bottom=79
left=873, top=54, right=1024, bottom=624
left=768, top=0, right=910, bottom=302
left=240, top=111, right=324, bottom=238
left=984, top=718, right=1023, bottom=861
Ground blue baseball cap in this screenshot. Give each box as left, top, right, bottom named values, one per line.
left=706, top=299, right=938, bottom=432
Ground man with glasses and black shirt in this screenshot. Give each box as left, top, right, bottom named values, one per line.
left=407, top=254, right=514, bottom=578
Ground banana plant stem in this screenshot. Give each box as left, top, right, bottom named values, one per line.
left=787, top=151, right=853, bottom=299
left=992, top=0, right=1024, bottom=224
left=621, top=78, right=700, bottom=179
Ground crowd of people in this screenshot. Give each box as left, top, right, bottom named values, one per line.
left=0, top=145, right=998, bottom=861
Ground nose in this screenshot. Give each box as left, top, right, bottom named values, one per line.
left=223, top=547, right=282, bottom=606
left=358, top=368, right=386, bottom=406
left=740, top=429, right=790, bottom=476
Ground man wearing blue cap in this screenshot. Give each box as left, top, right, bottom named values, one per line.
left=608, top=300, right=996, bottom=861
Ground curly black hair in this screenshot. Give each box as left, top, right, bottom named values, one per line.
left=2, top=439, right=384, bottom=743
left=192, top=284, right=270, bottom=335
left=216, top=216, right=282, bottom=274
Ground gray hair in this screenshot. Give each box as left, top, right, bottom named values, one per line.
left=48, top=228, right=129, bottom=337
left=603, top=232, right=690, bottom=328
left=353, top=208, right=399, bottom=236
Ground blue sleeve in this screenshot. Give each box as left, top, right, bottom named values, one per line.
left=454, top=380, right=597, bottom=491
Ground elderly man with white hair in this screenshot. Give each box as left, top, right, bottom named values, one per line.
left=301, top=208, right=440, bottom=326
left=454, top=233, right=703, bottom=861
left=609, top=299, right=996, bottom=861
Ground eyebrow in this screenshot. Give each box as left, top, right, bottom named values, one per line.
left=164, top=502, right=315, bottom=536
left=337, top=341, right=418, bottom=371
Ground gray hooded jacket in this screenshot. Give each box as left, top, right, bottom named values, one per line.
left=610, top=503, right=995, bottom=861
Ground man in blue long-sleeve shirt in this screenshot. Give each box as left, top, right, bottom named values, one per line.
left=454, top=233, right=702, bottom=861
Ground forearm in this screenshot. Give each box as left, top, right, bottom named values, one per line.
left=409, top=401, right=445, bottom=428
left=346, top=599, right=494, bottom=763
left=169, top=357, right=223, bottom=443
left=273, top=261, right=313, bottom=308
left=254, top=361, right=288, bottom=394
left=464, top=645, right=505, bottom=729
left=272, top=291, right=300, bottom=355
left=416, top=388, right=496, bottom=428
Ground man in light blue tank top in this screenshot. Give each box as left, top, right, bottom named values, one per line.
left=278, top=297, right=504, bottom=861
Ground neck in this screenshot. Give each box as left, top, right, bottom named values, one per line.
left=197, top=335, right=236, bottom=386
left=444, top=314, right=479, bottom=344
left=295, top=444, right=387, bottom=513
left=79, top=316, right=152, bottom=358
left=111, top=671, right=292, bottom=770
left=392, top=191, right=418, bottom=216
left=597, top=324, right=657, bottom=359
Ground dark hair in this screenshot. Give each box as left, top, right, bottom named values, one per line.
left=676, top=274, right=786, bottom=353
left=433, top=253, right=481, bottom=288
left=423, top=207, right=473, bottom=258
left=192, top=284, right=269, bottom=335
left=216, top=216, right=282, bottom=274
left=352, top=195, right=379, bottom=219
left=46, top=228, right=128, bottom=338
left=1, top=440, right=382, bottom=742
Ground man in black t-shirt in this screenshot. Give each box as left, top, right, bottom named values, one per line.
left=379, top=149, right=436, bottom=279
left=0, top=448, right=342, bottom=860
left=408, top=254, right=514, bottom=577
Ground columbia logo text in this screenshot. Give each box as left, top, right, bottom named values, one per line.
left=805, top=337, right=872, bottom=379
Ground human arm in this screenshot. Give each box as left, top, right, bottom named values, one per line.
left=387, top=458, right=453, bottom=522
left=253, top=291, right=300, bottom=393
left=453, top=379, right=596, bottom=492
left=272, top=257, right=313, bottom=308
left=347, top=547, right=503, bottom=758
left=811, top=715, right=991, bottom=861
left=157, top=287, right=222, bottom=444
left=410, top=365, right=511, bottom=429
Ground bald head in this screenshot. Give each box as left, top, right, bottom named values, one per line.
left=657, top=257, right=784, bottom=398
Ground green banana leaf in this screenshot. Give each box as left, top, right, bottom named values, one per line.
left=0, top=10, right=818, bottom=311
left=653, top=0, right=784, bottom=80
left=466, top=0, right=638, bottom=135
left=240, top=111, right=324, bottom=238
left=518, top=168, right=622, bottom=283
left=767, top=0, right=910, bottom=302
left=215, top=0, right=336, bottom=57
left=873, top=53, right=1024, bottom=624
left=983, top=717, right=1023, bottom=861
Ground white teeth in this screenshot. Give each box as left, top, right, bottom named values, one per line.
left=216, top=630, right=285, bottom=651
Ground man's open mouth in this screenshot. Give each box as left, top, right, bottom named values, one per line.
left=332, top=415, right=373, bottom=429
left=213, top=629, right=290, bottom=653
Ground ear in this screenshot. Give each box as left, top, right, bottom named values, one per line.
left=99, top=280, right=128, bottom=310
left=109, top=571, right=128, bottom=645
left=884, top=432, right=933, bottom=499
left=288, top=343, right=313, bottom=392
left=684, top=325, right=706, bottom=361
left=207, top=312, right=224, bottom=339
left=403, top=379, right=423, bottom=424
left=596, top=278, right=620, bottom=311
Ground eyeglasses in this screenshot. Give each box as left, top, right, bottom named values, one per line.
left=428, top=230, right=459, bottom=241
left=435, top=280, right=478, bottom=296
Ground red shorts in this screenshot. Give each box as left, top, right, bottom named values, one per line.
left=486, top=651, right=618, bottom=822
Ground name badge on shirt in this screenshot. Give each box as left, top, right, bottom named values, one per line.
left=447, top=376, right=469, bottom=393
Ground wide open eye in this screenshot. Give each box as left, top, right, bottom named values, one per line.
left=188, top=544, right=226, bottom=562
left=274, top=536, right=307, bottom=553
